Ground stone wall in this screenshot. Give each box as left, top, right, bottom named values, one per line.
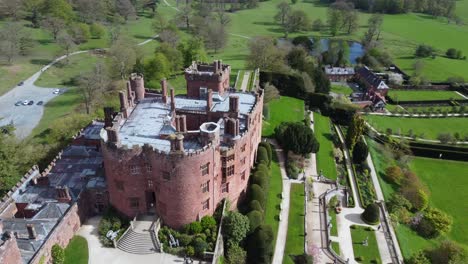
left=0, top=235, right=22, bottom=264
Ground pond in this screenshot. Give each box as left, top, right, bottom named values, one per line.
left=312, top=38, right=365, bottom=65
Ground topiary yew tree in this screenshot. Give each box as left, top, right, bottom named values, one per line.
left=345, top=114, right=365, bottom=151
left=361, top=203, right=380, bottom=224
left=256, top=146, right=270, bottom=166
left=259, top=142, right=273, bottom=166
left=352, top=139, right=368, bottom=164
left=247, top=210, right=263, bottom=233
left=275, top=122, right=319, bottom=155
left=247, top=224, right=274, bottom=264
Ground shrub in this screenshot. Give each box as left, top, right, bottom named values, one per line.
left=312, top=19, right=323, bottom=32
left=186, top=246, right=195, bottom=256
left=90, top=23, right=105, bottom=39
left=387, top=194, right=412, bottom=213
left=249, top=200, right=263, bottom=212
left=252, top=170, right=268, bottom=189
left=200, top=216, right=217, bottom=232
left=361, top=203, right=380, bottom=224
left=286, top=159, right=300, bottom=179
left=51, top=244, right=65, bottom=264
left=249, top=184, right=265, bottom=207
left=259, top=142, right=273, bottom=165
left=185, top=221, right=202, bottom=235
left=294, top=253, right=314, bottom=264
left=415, top=45, right=434, bottom=58
left=292, top=35, right=313, bottom=51
left=407, top=250, right=430, bottom=264
left=352, top=140, right=368, bottom=164
left=426, top=240, right=466, bottom=264
left=328, top=196, right=339, bottom=208
left=384, top=166, right=403, bottom=185
left=247, top=225, right=274, bottom=264
left=222, top=211, right=250, bottom=246
left=247, top=210, right=263, bottom=233
left=401, top=188, right=429, bottom=212
left=178, top=233, right=193, bottom=246
left=226, top=244, right=247, bottom=264
left=191, top=237, right=208, bottom=257
left=416, top=208, right=452, bottom=238
left=256, top=146, right=270, bottom=166
left=355, top=256, right=364, bottom=261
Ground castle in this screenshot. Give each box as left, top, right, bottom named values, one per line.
left=102, top=60, right=263, bottom=228
left=0, top=60, right=262, bottom=263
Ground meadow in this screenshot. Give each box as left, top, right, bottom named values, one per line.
left=283, top=183, right=305, bottom=264
left=313, top=112, right=338, bottom=180
left=262, top=96, right=304, bottom=137
left=365, top=115, right=468, bottom=140
left=388, top=90, right=465, bottom=102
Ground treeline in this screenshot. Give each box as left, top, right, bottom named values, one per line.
left=320, top=0, right=457, bottom=19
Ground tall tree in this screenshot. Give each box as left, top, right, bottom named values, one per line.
left=204, top=23, right=228, bottom=53
left=282, top=10, right=310, bottom=38
left=0, top=0, right=24, bottom=20
left=23, top=0, right=44, bottom=27
left=363, top=14, right=383, bottom=46
left=116, top=0, right=136, bottom=21
left=247, top=36, right=285, bottom=71
left=345, top=114, right=365, bottom=150
left=274, top=1, right=291, bottom=25
left=327, top=6, right=342, bottom=37
left=57, top=32, right=76, bottom=64
left=176, top=5, right=192, bottom=29
left=41, top=17, right=65, bottom=41
left=40, top=0, right=74, bottom=21
left=109, top=37, right=137, bottom=79
left=0, top=22, right=24, bottom=64
left=78, top=62, right=109, bottom=114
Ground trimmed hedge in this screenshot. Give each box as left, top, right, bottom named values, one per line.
left=361, top=203, right=380, bottom=225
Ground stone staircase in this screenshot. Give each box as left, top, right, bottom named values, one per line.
left=117, top=229, right=158, bottom=254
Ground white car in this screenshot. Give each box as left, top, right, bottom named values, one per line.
left=22, top=100, right=29, bottom=105
left=53, top=89, right=60, bottom=94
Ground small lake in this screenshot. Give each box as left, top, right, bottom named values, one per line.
left=312, top=38, right=365, bottom=65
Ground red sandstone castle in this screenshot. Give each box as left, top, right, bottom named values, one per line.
left=102, top=60, right=263, bottom=228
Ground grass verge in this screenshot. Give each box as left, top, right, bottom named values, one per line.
left=313, top=112, right=338, bottom=180
left=284, top=183, right=305, bottom=264
left=264, top=151, right=283, bottom=245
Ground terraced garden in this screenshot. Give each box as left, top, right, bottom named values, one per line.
left=313, top=113, right=338, bottom=180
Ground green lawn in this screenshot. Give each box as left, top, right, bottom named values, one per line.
left=387, top=105, right=462, bottom=114
left=328, top=207, right=338, bottom=236
left=262, top=96, right=304, bottom=137
left=331, top=84, right=353, bottom=95
left=234, top=70, right=245, bottom=90
left=64, top=236, right=89, bottom=264
left=388, top=90, right=464, bottom=102
left=331, top=241, right=341, bottom=256
left=314, top=112, right=338, bottom=180
left=350, top=226, right=381, bottom=263
left=409, top=157, right=468, bottom=246
left=365, top=115, right=468, bottom=140
left=284, top=183, right=305, bottom=264
left=264, top=151, right=283, bottom=245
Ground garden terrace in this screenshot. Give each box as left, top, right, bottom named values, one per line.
left=387, top=90, right=465, bottom=102
left=313, top=113, right=338, bottom=181
left=262, top=96, right=304, bottom=137
left=350, top=225, right=381, bottom=263
left=264, top=152, right=283, bottom=244
left=283, top=183, right=305, bottom=264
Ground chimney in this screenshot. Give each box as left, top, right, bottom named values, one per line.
left=207, top=89, right=213, bottom=112
left=218, top=60, right=223, bottom=72
left=161, top=78, right=168, bottom=103
left=119, top=91, right=127, bottom=112
left=229, top=95, right=239, bottom=113
left=180, top=115, right=187, bottom=133
left=226, top=118, right=239, bottom=137
left=104, top=107, right=114, bottom=128
left=175, top=116, right=181, bottom=132
left=176, top=134, right=184, bottom=151
left=106, top=127, right=119, bottom=144
left=170, top=88, right=175, bottom=112
left=26, top=224, right=37, bottom=240
left=56, top=186, right=71, bottom=203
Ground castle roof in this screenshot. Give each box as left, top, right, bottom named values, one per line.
left=357, top=66, right=389, bottom=90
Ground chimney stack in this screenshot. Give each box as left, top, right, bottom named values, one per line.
left=56, top=186, right=71, bottom=203
left=126, top=82, right=134, bottom=107
left=170, top=88, right=175, bottom=112
left=176, top=134, right=184, bottom=152
left=175, top=116, right=181, bottom=132
left=106, top=127, right=119, bottom=144
left=104, top=107, right=114, bottom=128
left=161, top=78, right=168, bottom=103
left=229, top=95, right=239, bottom=113
left=207, top=89, right=213, bottom=112
left=26, top=224, right=37, bottom=240
left=180, top=115, right=187, bottom=133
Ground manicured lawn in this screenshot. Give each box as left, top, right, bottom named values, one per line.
left=328, top=207, right=338, bottom=236
left=350, top=226, right=381, bottom=263
left=284, top=183, right=305, bottom=264
left=234, top=70, right=245, bottom=90
left=331, top=84, right=353, bottom=95
left=388, top=90, right=464, bottom=102
left=365, top=115, right=468, bottom=140
left=314, top=112, right=338, bottom=180
left=409, top=157, right=468, bottom=246
left=262, top=96, right=304, bottom=137
left=388, top=105, right=462, bottom=114
left=64, top=236, right=89, bottom=264
left=264, top=151, right=283, bottom=245
left=331, top=241, right=341, bottom=256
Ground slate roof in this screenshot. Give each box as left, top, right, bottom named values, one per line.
left=357, top=66, right=389, bottom=90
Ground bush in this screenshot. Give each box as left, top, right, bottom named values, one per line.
left=415, top=45, right=434, bottom=58
left=312, top=19, right=323, bottom=32
left=426, top=240, right=466, bottom=264
left=275, top=122, right=320, bottom=155
left=259, top=142, right=273, bottom=166
left=252, top=170, right=268, bottom=189
left=249, top=184, right=265, bottom=207
left=200, top=216, right=217, bottom=232
left=226, top=244, right=247, bottom=264
left=355, top=256, right=364, bottom=261
left=247, top=225, right=274, bottom=264
left=352, top=140, right=368, bottom=164
left=249, top=200, right=263, bottom=212
left=186, top=246, right=195, bottom=256
left=294, top=253, right=314, bottom=264
left=407, top=251, right=430, bottom=264
left=416, top=208, right=453, bottom=238
left=361, top=203, right=380, bottom=224
left=247, top=210, right=263, bottom=233
left=384, top=166, right=403, bottom=185
left=222, top=211, right=250, bottom=246
left=185, top=221, right=203, bottom=235
left=51, top=244, right=65, bottom=264
left=286, top=159, right=300, bottom=179
left=446, top=48, right=463, bottom=59
left=256, top=146, right=270, bottom=166
left=402, top=188, right=429, bottom=212
left=386, top=194, right=412, bottom=213
left=90, top=23, right=105, bottom=39
left=178, top=233, right=193, bottom=246
left=191, top=237, right=208, bottom=257
left=328, top=196, right=339, bottom=208
left=292, top=35, right=313, bottom=51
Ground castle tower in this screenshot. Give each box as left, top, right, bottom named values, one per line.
left=129, top=73, right=145, bottom=101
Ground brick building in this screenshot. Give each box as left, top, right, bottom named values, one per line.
left=324, top=66, right=355, bottom=82
left=102, top=60, right=263, bottom=228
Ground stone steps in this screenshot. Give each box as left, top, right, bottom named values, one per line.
left=117, top=229, right=158, bottom=255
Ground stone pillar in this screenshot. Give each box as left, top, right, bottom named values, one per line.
left=104, top=107, right=114, bottom=128
left=170, top=88, right=175, bottom=112
left=106, top=127, right=119, bottom=144
left=26, top=224, right=37, bottom=240
left=176, top=134, right=184, bottom=152
left=207, top=89, right=213, bottom=112
left=161, top=78, right=168, bottom=104
left=119, top=91, right=128, bottom=118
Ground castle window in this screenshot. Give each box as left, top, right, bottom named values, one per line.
left=241, top=170, right=246, bottom=180
left=227, top=165, right=235, bottom=177
left=129, top=198, right=139, bottom=209
left=146, top=163, right=152, bottom=172
left=147, top=179, right=154, bottom=188
left=222, top=183, right=229, bottom=193
left=162, top=171, right=170, bottom=180
left=201, top=181, right=210, bottom=193
left=241, top=157, right=246, bottom=165
left=227, top=154, right=235, bottom=162
left=200, top=162, right=210, bottom=176
left=241, top=144, right=246, bottom=152
left=115, top=180, right=124, bottom=191
left=129, top=165, right=139, bottom=174
left=202, top=199, right=209, bottom=210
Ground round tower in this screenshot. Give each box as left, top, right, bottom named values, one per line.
left=129, top=73, right=145, bottom=101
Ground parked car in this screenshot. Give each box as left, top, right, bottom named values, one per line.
left=23, top=100, right=29, bottom=105
left=15, top=101, right=22, bottom=106
left=27, top=100, right=34, bottom=105
left=18, top=81, right=24, bottom=86
left=53, top=89, right=60, bottom=94
left=37, top=101, right=43, bottom=105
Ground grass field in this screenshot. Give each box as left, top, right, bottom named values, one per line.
left=264, top=151, right=283, bottom=245
left=350, top=226, right=381, bottom=263
left=314, top=113, right=338, bottom=180
left=331, top=84, right=353, bottom=95
left=388, top=90, right=464, bottom=102
left=409, top=157, right=468, bottom=246
left=284, top=183, right=305, bottom=264
left=365, top=115, right=468, bottom=140
left=64, top=236, right=89, bottom=264
left=262, top=96, right=304, bottom=137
